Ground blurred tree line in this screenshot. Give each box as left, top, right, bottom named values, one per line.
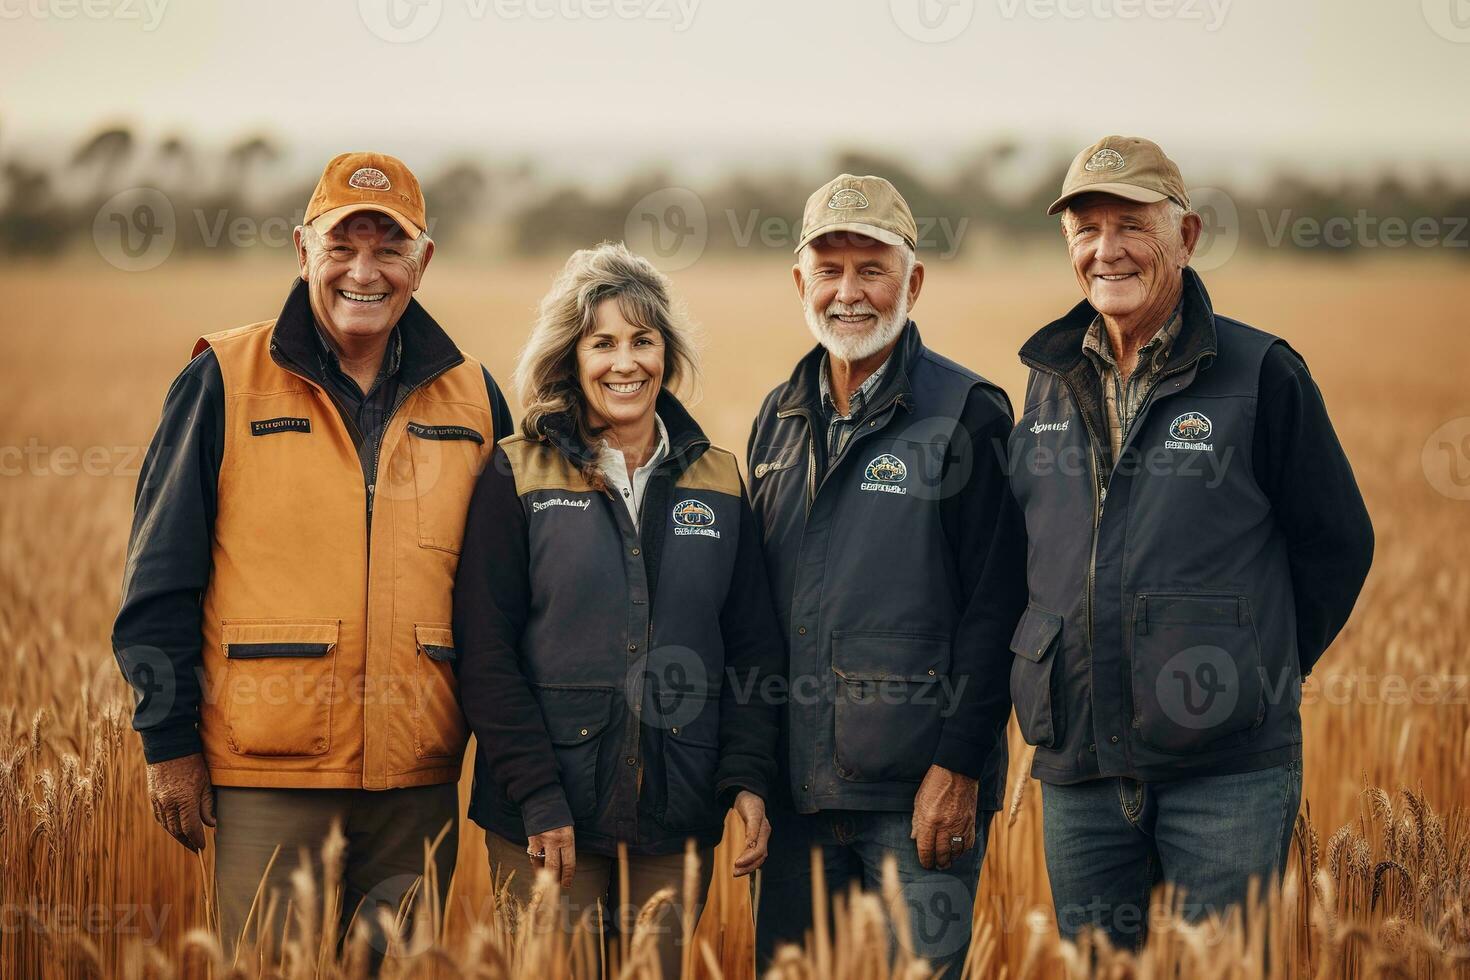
left=3, top=124, right=1468, bottom=260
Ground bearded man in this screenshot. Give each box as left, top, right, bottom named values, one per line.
left=746, top=174, right=1027, bottom=972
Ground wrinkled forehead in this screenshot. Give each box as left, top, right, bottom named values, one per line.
left=322, top=210, right=412, bottom=244
left=803, top=232, right=907, bottom=266
left=1064, top=193, right=1172, bottom=224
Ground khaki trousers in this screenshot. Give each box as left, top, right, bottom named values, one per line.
left=485, top=831, right=713, bottom=978
left=214, top=784, right=459, bottom=961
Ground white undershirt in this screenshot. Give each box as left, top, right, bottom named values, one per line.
left=597, top=414, right=669, bottom=525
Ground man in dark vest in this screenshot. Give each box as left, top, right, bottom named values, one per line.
left=1009, top=135, right=1374, bottom=949
left=749, top=174, right=1027, bottom=973
left=111, top=152, right=513, bottom=954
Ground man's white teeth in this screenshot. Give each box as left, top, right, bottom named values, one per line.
left=340, top=289, right=387, bottom=302
left=606, top=380, right=645, bottom=394
left=835, top=314, right=872, bottom=322
left=1098, top=274, right=1135, bottom=281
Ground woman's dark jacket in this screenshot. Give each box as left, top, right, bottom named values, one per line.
left=453, top=390, right=785, bottom=855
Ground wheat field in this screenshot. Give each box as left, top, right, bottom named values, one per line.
left=1, top=253, right=1467, bottom=978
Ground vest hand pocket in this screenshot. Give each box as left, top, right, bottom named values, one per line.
left=219, top=619, right=340, bottom=757
left=1009, top=604, right=1064, bottom=750
left=412, top=624, right=467, bottom=759
left=831, top=631, right=951, bottom=783
left=1128, top=593, right=1266, bottom=755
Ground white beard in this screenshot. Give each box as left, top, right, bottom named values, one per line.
left=803, top=291, right=909, bottom=363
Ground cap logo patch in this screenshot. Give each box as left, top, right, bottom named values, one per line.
left=1084, top=148, right=1126, bottom=173
left=348, top=167, right=391, bottom=191
left=828, top=188, right=870, bottom=210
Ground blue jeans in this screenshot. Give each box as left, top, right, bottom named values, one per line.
left=756, top=807, right=994, bottom=973
left=1041, top=761, right=1301, bottom=950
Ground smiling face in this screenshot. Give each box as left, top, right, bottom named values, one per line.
left=1063, top=194, right=1200, bottom=323
left=794, top=233, right=922, bottom=363
left=577, top=297, right=666, bottom=435
left=294, top=211, right=433, bottom=345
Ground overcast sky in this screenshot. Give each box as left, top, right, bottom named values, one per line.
left=4, top=0, right=1469, bottom=185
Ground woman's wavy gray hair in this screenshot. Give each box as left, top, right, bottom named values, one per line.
left=515, top=241, right=701, bottom=460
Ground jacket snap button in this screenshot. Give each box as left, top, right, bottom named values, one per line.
left=626, top=756, right=636, bottom=766
left=631, top=548, right=640, bottom=556
left=927, top=668, right=936, bottom=676
left=579, top=728, right=589, bottom=737
left=628, top=642, right=638, bottom=652
left=1110, top=735, right=1120, bottom=743
left=797, top=626, right=807, bottom=635
left=1088, top=743, right=1097, bottom=752
left=671, top=726, right=679, bottom=735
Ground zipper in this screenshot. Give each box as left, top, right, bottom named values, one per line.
left=1024, top=346, right=1210, bottom=739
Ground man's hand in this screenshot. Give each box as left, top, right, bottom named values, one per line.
left=145, top=753, right=215, bottom=851
left=527, top=825, right=576, bottom=888
left=731, top=790, right=772, bottom=878
left=911, top=765, right=979, bottom=870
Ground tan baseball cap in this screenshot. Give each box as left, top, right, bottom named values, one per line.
left=795, top=174, right=917, bottom=253
left=304, top=151, right=427, bottom=239
left=1047, top=136, right=1190, bottom=216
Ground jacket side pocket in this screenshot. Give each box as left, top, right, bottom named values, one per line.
left=532, top=685, right=615, bottom=824
left=412, top=624, right=467, bottom=759
left=1009, top=604, right=1064, bottom=750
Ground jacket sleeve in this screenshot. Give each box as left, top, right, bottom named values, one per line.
left=452, top=444, right=572, bottom=835
left=1253, top=343, right=1374, bottom=676
left=932, top=385, right=1029, bottom=798
left=110, top=349, right=224, bottom=764
left=482, top=365, right=515, bottom=443
left=714, top=483, right=787, bottom=809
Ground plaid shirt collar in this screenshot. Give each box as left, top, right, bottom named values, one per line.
left=819, top=350, right=891, bottom=421
left=1081, top=299, right=1184, bottom=379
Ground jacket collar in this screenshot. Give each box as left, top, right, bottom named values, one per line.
left=268, top=277, right=464, bottom=392
left=538, top=388, right=711, bottom=479
left=1018, top=266, right=1218, bottom=378
left=775, top=319, right=921, bottom=418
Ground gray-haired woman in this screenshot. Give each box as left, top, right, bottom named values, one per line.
left=452, top=242, right=784, bottom=971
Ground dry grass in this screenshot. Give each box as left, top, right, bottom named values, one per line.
left=1, top=254, right=1467, bottom=977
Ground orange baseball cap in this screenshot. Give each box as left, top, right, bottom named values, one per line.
left=304, top=151, right=427, bottom=239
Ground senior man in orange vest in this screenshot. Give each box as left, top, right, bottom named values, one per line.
left=111, top=152, right=513, bottom=953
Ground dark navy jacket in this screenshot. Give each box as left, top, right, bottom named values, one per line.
left=1008, top=268, right=1373, bottom=784
left=454, top=392, right=785, bottom=856
left=748, top=322, right=1027, bottom=813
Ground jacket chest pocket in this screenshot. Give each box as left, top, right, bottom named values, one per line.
left=404, top=420, right=487, bottom=554
left=221, top=619, right=340, bottom=757
left=831, top=631, right=950, bottom=783
left=1009, top=604, right=1064, bottom=750
left=1128, top=593, right=1265, bottom=754
left=412, top=624, right=467, bottom=759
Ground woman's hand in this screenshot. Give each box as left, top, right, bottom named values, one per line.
left=526, top=825, right=576, bottom=888
left=731, top=790, right=772, bottom=877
